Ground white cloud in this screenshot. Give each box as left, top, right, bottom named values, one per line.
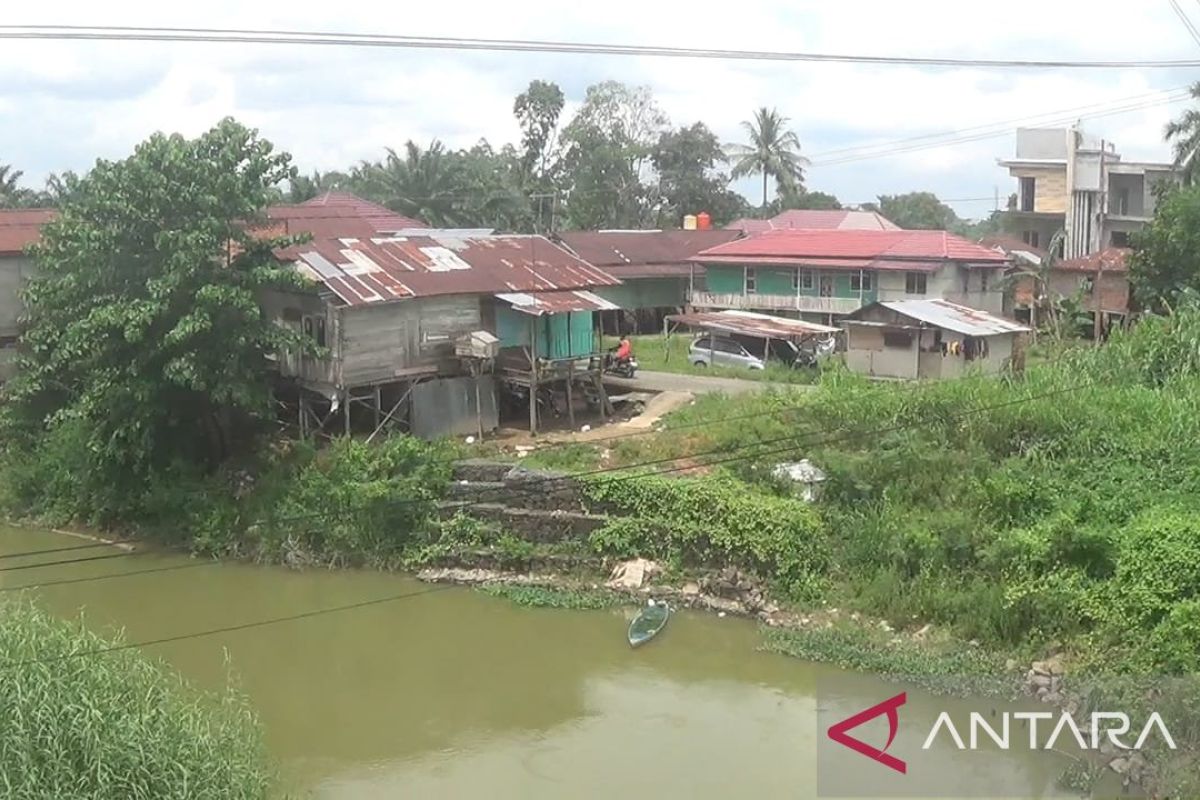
left=1, top=0, right=1195, bottom=219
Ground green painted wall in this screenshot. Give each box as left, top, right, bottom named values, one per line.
left=756, top=268, right=794, bottom=296
left=706, top=266, right=744, bottom=294
left=496, top=303, right=530, bottom=349
left=596, top=278, right=685, bottom=310
left=544, top=311, right=595, bottom=359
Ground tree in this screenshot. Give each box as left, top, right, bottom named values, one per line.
left=728, top=107, right=808, bottom=212
left=869, top=191, right=958, bottom=230
left=351, top=141, right=466, bottom=227
left=0, top=164, right=31, bottom=208
left=1165, top=82, right=1200, bottom=185
left=39, top=170, right=82, bottom=206
left=2, top=118, right=310, bottom=510
left=768, top=188, right=842, bottom=214
left=1129, top=185, right=1200, bottom=313
left=286, top=170, right=349, bottom=203
left=652, top=122, right=746, bottom=227
left=558, top=81, right=669, bottom=229
left=1005, top=229, right=1066, bottom=339
left=513, top=80, right=565, bottom=186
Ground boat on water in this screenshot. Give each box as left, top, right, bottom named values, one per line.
left=627, top=600, right=670, bottom=647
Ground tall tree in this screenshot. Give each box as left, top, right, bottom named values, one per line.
left=1165, top=82, right=1200, bottom=185
left=513, top=80, right=565, bottom=186
left=2, top=118, right=309, bottom=502
left=652, top=122, right=746, bottom=226
left=1130, top=185, right=1200, bottom=313
left=728, top=107, right=808, bottom=212
left=351, top=141, right=465, bottom=227
left=287, top=170, right=349, bottom=203
left=0, top=164, right=30, bottom=208
left=39, top=170, right=82, bottom=206
left=769, top=188, right=842, bottom=214
left=869, top=191, right=958, bottom=230
left=558, top=81, right=669, bottom=229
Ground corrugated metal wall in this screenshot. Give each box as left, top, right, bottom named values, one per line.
left=410, top=376, right=498, bottom=439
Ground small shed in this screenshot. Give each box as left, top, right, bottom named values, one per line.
left=663, top=309, right=840, bottom=366
left=842, top=300, right=1030, bottom=380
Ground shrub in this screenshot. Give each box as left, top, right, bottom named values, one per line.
left=0, top=600, right=270, bottom=799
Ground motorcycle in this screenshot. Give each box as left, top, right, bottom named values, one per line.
left=603, top=348, right=638, bottom=379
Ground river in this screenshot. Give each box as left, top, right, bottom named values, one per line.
left=0, top=526, right=1112, bottom=798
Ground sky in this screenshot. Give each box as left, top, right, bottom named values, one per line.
left=2, top=1, right=1199, bottom=221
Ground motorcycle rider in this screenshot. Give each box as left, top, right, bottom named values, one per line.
left=614, top=335, right=633, bottom=364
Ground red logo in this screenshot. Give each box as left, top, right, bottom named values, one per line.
left=826, top=692, right=907, bottom=774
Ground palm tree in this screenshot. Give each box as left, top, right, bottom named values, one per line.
left=352, top=141, right=465, bottom=227
left=1005, top=230, right=1066, bottom=340
left=0, top=164, right=27, bottom=208
left=1165, top=82, right=1200, bottom=184
left=728, top=108, right=809, bottom=213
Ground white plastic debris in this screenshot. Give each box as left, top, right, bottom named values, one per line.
left=718, top=611, right=727, bottom=618
left=580, top=424, right=592, bottom=433
left=465, top=435, right=476, bottom=445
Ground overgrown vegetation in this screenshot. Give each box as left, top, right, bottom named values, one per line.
left=477, top=584, right=629, bottom=610
left=0, top=600, right=270, bottom=799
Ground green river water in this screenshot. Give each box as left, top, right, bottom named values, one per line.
left=0, top=526, right=1117, bottom=799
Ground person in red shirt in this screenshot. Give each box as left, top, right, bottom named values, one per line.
left=615, top=336, right=632, bottom=362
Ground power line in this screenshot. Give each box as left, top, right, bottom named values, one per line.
left=0, top=560, right=219, bottom=593
left=0, top=540, right=134, bottom=561
left=1, top=583, right=456, bottom=669
left=806, top=87, right=1189, bottom=161
left=1, top=25, right=1198, bottom=69
left=0, top=550, right=150, bottom=573
left=1171, top=0, right=1200, bottom=48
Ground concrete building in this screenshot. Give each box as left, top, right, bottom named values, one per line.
left=689, top=229, right=1010, bottom=325
left=842, top=299, right=1030, bottom=381
left=999, top=127, right=1176, bottom=259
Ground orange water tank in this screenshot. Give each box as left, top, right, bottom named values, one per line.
left=696, top=211, right=712, bottom=230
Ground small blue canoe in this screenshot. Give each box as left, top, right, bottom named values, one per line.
left=627, top=600, right=670, bottom=648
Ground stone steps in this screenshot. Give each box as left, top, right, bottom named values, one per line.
left=437, top=501, right=607, bottom=542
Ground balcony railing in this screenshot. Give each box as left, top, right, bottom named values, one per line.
left=690, top=292, right=865, bottom=315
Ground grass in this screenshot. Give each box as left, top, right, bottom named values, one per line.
left=0, top=600, right=270, bottom=799
left=477, top=584, right=631, bottom=609
left=604, top=335, right=822, bottom=385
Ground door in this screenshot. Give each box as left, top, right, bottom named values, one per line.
left=819, top=275, right=834, bottom=298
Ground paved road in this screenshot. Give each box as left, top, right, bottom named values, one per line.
left=604, top=370, right=807, bottom=396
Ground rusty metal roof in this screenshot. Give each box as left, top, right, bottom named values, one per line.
left=1056, top=247, right=1130, bottom=273
left=666, top=309, right=840, bottom=339
left=276, top=234, right=621, bottom=307
left=0, top=209, right=55, bottom=255
left=267, top=192, right=427, bottom=235
left=496, top=290, right=621, bottom=316
left=860, top=299, right=1030, bottom=336
left=557, top=229, right=741, bottom=278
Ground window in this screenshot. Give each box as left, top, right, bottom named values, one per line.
left=315, top=317, right=327, bottom=348
left=710, top=336, right=744, bottom=354
left=1081, top=276, right=1095, bottom=294
left=1022, top=230, right=1040, bottom=248
left=905, top=272, right=927, bottom=295
left=882, top=330, right=914, bottom=349
left=819, top=275, right=834, bottom=297
left=980, top=271, right=989, bottom=292
left=302, top=315, right=327, bottom=347
left=1019, top=177, right=1036, bottom=212
left=1111, top=231, right=1131, bottom=247
left=849, top=271, right=874, bottom=292
left=793, top=269, right=814, bottom=292
left=745, top=267, right=757, bottom=294
left=1115, top=187, right=1130, bottom=216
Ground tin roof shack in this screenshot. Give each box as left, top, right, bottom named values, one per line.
left=264, top=232, right=621, bottom=438
left=0, top=209, right=55, bottom=382
left=842, top=300, right=1030, bottom=381
left=663, top=309, right=840, bottom=368
left=557, top=229, right=742, bottom=334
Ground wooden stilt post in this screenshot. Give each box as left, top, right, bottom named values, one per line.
left=566, top=358, right=576, bottom=429
left=373, top=385, right=382, bottom=430
left=528, top=317, right=539, bottom=435
left=298, top=393, right=307, bottom=440
left=343, top=389, right=351, bottom=437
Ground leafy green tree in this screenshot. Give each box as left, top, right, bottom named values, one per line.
left=1165, top=82, right=1200, bottom=185
left=38, top=170, right=82, bottom=206
left=453, top=140, right=532, bottom=231
left=768, top=188, right=842, bottom=214
left=513, top=79, right=565, bottom=186
left=728, top=107, right=808, bottom=212
left=652, top=122, right=746, bottom=227
left=868, top=191, right=958, bottom=230
left=1129, top=185, right=1200, bottom=313
left=2, top=118, right=310, bottom=504
left=559, top=81, right=668, bottom=229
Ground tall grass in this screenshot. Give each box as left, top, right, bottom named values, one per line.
left=0, top=600, right=270, bottom=799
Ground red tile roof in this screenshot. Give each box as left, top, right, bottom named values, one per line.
left=557, top=229, right=742, bottom=278
left=1055, top=247, right=1130, bottom=273
left=0, top=209, right=56, bottom=255
left=275, top=234, right=620, bottom=307
left=697, top=229, right=1010, bottom=269
left=725, top=209, right=900, bottom=233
